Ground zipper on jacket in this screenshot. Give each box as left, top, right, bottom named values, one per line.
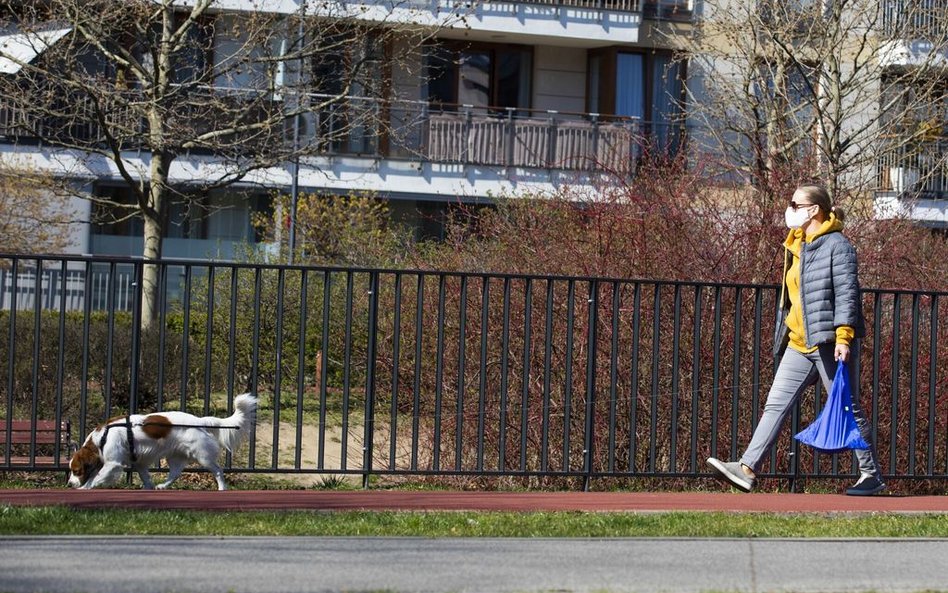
left=799, top=244, right=809, bottom=347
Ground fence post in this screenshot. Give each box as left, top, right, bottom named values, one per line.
left=583, top=280, right=599, bottom=492
left=129, top=261, right=144, bottom=414
left=2, top=259, right=14, bottom=466
left=591, top=114, right=600, bottom=172
left=506, top=107, right=515, bottom=167
left=363, top=271, right=380, bottom=489
left=547, top=111, right=558, bottom=168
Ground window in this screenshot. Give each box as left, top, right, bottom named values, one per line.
left=92, top=186, right=143, bottom=237
left=880, top=73, right=948, bottom=133
left=643, top=0, right=693, bottom=20
left=91, top=185, right=213, bottom=240
left=166, top=197, right=207, bottom=240
left=204, top=190, right=265, bottom=242
left=587, top=49, right=683, bottom=124
left=309, top=29, right=384, bottom=97
left=615, top=53, right=645, bottom=120
left=587, top=49, right=685, bottom=153
left=305, top=29, right=386, bottom=154
left=171, top=14, right=213, bottom=85
left=754, top=59, right=818, bottom=132
left=425, top=42, right=532, bottom=113
left=212, top=14, right=282, bottom=91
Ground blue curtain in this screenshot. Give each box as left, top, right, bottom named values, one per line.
left=615, top=53, right=644, bottom=121
left=651, top=54, right=682, bottom=153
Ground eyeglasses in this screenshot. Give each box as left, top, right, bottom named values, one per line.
left=789, top=201, right=815, bottom=211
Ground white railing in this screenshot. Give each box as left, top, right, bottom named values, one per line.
left=487, top=0, right=642, bottom=12
left=0, top=266, right=136, bottom=312
left=881, top=0, right=947, bottom=40
left=877, top=138, right=948, bottom=196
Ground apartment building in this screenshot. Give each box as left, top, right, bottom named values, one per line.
left=682, top=0, right=948, bottom=229
left=0, top=0, right=692, bottom=260
left=1, top=0, right=942, bottom=266
left=873, top=1, right=948, bottom=227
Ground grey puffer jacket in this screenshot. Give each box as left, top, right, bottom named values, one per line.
left=774, top=230, right=866, bottom=357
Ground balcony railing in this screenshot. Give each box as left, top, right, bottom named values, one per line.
left=642, top=0, right=692, bottom=21
left=877, top=138, right=948, bottom=197
left=0, top=90, right=687, bottom=175
left=881, top=0, right=947, bottom=40
left=482, top=0, right=642, bottom=12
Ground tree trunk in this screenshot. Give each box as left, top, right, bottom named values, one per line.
left=141, top=151, right=169, bottom=330
left=140, top=4, right=175, bottom=330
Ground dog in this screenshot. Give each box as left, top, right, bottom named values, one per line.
left=68, top=393, right=257, bottom=491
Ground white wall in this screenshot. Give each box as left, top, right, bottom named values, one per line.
left=64, top=192, right=91, bottom=255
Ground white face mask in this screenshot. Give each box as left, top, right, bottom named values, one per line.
left=785, top=206, right=812, bottom=229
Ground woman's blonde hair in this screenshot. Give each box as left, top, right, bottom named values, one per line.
left=796, top=184, right=845, bottom=222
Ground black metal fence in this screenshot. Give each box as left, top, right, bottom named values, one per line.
left=1, top=254, right=945, bottom=490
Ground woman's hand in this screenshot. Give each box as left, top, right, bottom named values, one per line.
left=835, top=343, right=850, bottom=362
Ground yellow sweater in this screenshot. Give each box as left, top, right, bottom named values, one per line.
left=783, top=215, right=855, bottom=353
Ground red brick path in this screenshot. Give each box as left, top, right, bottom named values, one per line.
left=1, top=489, right=946, bottom=513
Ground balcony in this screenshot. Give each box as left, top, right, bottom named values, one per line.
left=483, top=0, right=642, bottom=13
left=876, top=138, right=948, bottom=196
left=881, top=1, right=947, bottom=40
left=376, top=103, right=682, bottom=173
left=320, top=0, right=645, bottom=45
left=642, top=0, right=692, bottom=21
left=0, top=90, right=686, bottom=177
left=875, top=138, right=948, bottom=227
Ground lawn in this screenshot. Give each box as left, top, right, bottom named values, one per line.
left=2, top=505, right=947, bottom=537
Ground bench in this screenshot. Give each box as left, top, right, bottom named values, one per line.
left=0, top=419, right=75, bottom=467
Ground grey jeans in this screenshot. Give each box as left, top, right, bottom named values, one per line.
left=740, top=343, right=882, bottom=477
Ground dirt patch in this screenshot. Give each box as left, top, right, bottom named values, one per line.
left=250, top=421, right=365, bottom=487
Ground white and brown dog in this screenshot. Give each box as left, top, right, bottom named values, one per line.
left=68, top=393, right=257, bottom=490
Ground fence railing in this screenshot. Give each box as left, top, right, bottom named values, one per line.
left=2, top=254, right=945, bottom=490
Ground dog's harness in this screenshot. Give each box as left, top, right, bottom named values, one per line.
left=97, top=417, right=240, bottom=466
left=98, top=415, right=138, bottom=464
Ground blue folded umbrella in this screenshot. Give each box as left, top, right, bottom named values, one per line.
left=794, top=360, right=870, bottom=453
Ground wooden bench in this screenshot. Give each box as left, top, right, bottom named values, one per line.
left=0, top=419, right=75, bottom=467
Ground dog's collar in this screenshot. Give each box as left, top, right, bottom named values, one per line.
left=98, top=415, right=138, bottom=465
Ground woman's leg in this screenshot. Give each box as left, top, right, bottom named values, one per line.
left=740, top=348, right=818, bottom=473
left=812, top=344, right=883, bottom=478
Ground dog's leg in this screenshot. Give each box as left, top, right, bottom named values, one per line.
left=156, top=456, right=186, bottom=490
left=136, top=466, right=155, bottom=490
left=191, top=438, right=228, bottom=490
left=81, top=462, right=123, bottom=489
left=207, top=462, right=227, bottom=491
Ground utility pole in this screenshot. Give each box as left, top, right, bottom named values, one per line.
left=288, top=0, right=306, bottom=264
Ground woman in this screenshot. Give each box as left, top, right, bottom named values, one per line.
left=707, top=184, right=885, bottom=496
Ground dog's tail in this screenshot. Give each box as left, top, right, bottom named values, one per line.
left=209, top=393, right=258, bottom=453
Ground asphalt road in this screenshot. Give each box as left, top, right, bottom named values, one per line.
left=3, top=536, right=947, bottom=593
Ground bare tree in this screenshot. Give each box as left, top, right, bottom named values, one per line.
left=0, top=0, right=461, bottom=325
left=676, top=0, right=948, bottom=205
left=0, top=162, right=77, bottom=254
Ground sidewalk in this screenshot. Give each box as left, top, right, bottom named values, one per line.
left=1, top=489, right=946, bottom=512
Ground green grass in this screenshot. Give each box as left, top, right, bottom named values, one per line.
left=2, top=507, right=947, bottom=537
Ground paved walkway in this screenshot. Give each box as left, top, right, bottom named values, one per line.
left=1, top=489, right=946, bottom=512
left=5, top=536, right=948, bottom=593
